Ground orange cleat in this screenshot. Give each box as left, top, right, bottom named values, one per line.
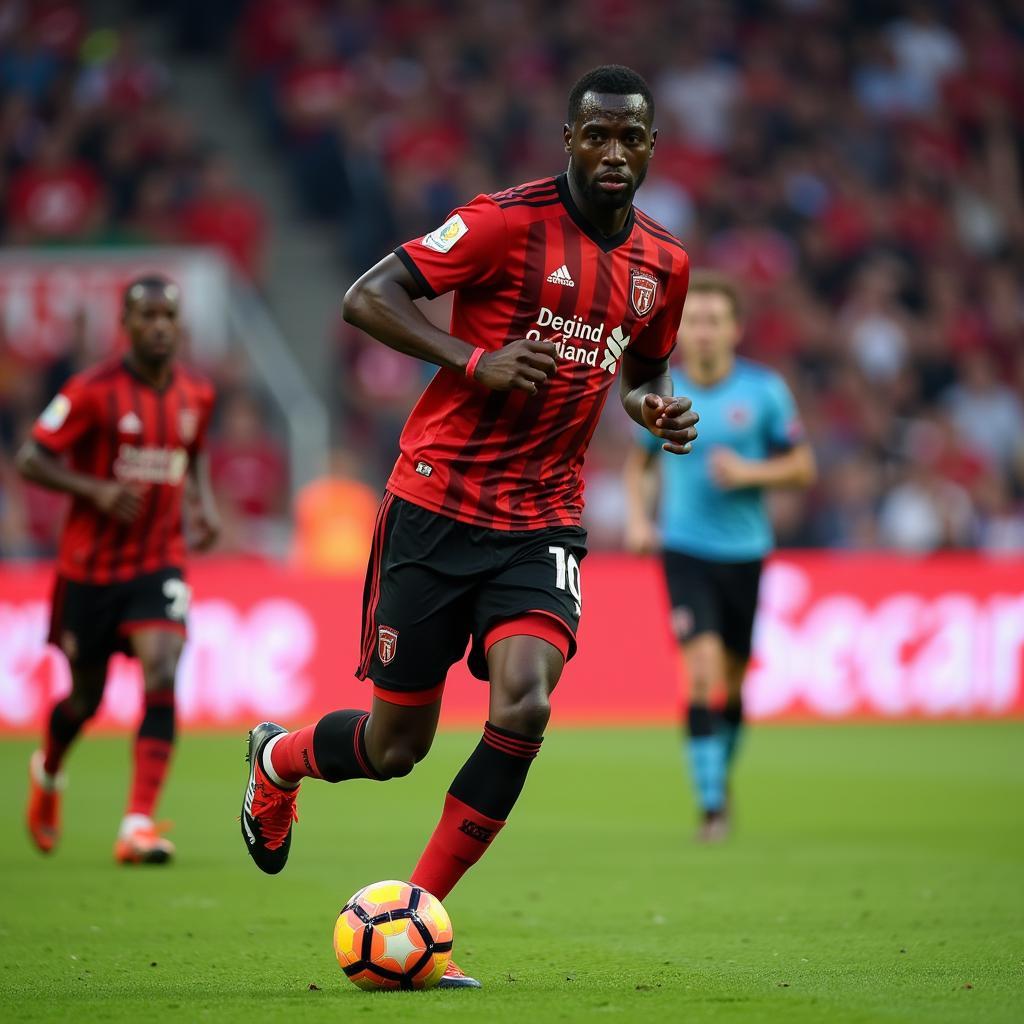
left=114, top=820, right=175, bottom=865
left=437, top=960, right=482, bottom=989
left=27, top=750, right=63, bottom=854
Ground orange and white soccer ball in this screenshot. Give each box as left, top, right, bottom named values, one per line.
left=333, top=880, right=454, bottom=990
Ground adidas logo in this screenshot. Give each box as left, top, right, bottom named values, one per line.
left=546, top=264, right=575, bottom=287
left=118, top=411, right=142, bottom=434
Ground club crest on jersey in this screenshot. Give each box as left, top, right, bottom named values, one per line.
left=378, top=626, right=399, bottom=665
left=178, top=408, right=198, bottom=444
left=630, top=268, right=658, bottom=317
left=118, top=411, right=142, bottom=434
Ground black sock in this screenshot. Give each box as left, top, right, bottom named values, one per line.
left=138, top=692, right=175, bottom=743
left=311, top=709, right=381, bottom=782
left=687, top=703, right=715, bottom=738
left=447, top=721, right=543, bottom=821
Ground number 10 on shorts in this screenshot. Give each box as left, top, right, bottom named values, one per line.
left=549, top=546, right=582, bottom=616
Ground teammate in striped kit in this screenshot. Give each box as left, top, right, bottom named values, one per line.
left=239, top=65, right=698, bottom=987
left=18, top=275, right=219, bottom=864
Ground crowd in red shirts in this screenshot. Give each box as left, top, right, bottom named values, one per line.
left=2, top=0, right=1023, bottom=556
left=0, top=1, right=282, bottom=558
left=231, top=0, right=1021, bottom=552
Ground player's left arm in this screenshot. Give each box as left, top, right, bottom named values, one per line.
left=185, top=452, right=220, bottom=551
left=709, top=375, right=817, bottom=491
left=619, top=257, right=696, bottom=455
left=620, top=355, right=697, bottom=455
left=185, top=386, right=220, bottom=551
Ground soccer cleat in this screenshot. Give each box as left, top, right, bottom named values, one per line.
left=240, top=722, right=299, bottom=875
left=27, top=750, right=64, bottom=854
left=114, top=822, right=175, bottom=864
left=436, top=960, right=482, bottom=989
left=695, top=810, right=729, bottom=844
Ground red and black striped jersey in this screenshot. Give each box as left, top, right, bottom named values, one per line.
left=390, top=172, right=690, bottom=530
left=31, top=357, right=215, bottom=584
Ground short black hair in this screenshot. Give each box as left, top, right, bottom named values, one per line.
left=123, top=274, right=179, bottom=311
left=567, top=64, right=654, bottom=126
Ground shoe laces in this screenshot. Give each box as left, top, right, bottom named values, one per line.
left=252, top=779, right=298, bottom=850
left=443, top=961, right=468, bottom=978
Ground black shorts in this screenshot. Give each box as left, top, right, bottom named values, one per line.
left=356, top=494, right=587, bottom=696
left=661, top=549, right=763, bottom=658
left=48, top=567, right=190, bottom=668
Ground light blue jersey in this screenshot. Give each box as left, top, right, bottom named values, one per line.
left=642, top=358, right=804, bottom=562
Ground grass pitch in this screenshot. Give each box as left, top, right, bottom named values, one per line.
left=0, top=723, right=1021, bottom=1023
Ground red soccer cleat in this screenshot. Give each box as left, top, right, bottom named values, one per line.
left=240, top=722, right=300, bottom=875
left=27, top=750, right=63, bottom=854
left=114, top=820, right=175, bottom=864
left=437, top=960, right=482, bottom=989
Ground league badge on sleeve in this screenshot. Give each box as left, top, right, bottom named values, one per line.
left=629, top=268, right=659, bottom=317
left=38, top=394, right=71, bottom=431
left=423, top=214, right=469, bottom=253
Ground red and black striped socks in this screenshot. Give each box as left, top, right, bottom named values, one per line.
left=410, top=721, right=543, bottom=901
left=267, top=710, right=381, bottom=785
left=127, top=689, right=175, bottom=817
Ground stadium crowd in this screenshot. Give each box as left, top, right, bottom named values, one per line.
left=2, top=0, right=1023, bottom=558
left=0, top=0, right=281, bottom=558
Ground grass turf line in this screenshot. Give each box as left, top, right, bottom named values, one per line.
left=0, top=723, right=1021, bottom=1023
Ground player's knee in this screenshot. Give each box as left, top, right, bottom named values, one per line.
left=493, top=673, right=552, bottom=736
left=68, top=689, right=103, bottom=720
left=372, top=741, right=422, bottom=779
left=142, top=657, right=177, bottom=694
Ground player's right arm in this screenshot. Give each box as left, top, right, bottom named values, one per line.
left=342, top=256, right=556, bottom=394
left=622, top=441, right=660, bottom=555
left=342, top=196, right=557, bottom=395
left=15, top=385, right=144, bottom=523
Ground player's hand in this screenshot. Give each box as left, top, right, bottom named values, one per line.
left=189, top=505, right=221, bottom=552
left=91, top=480, right=146, bottom=522
left=473, top=338, right=558, bottom=395
left=709, top=447, right=754, bottom=490
left=640, top=394, right=698, bottom=454
left=625, top=515, right=659, bottom=555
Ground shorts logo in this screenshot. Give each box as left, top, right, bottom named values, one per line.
left=378, top=626, right=399, bottom=665
left=630, top=268, right=659, bottom=317
left=179, top=409, right=198, bottom=445
left=416, top=461, right=433, bottom=478
left=422, top=213, right=468, bottom=253
left=672, top=606, right=695, bottom=640
left=39, top=394, right=71, bottom=432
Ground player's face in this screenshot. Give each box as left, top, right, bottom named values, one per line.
left=564, top=93, right=655, bottom=211
left=678, top=292, right=741, bottom=363
left=124, top=290, right=181, bottom=366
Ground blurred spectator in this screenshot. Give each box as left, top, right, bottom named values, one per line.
left=181, top=153, right=266, bottom=282
left=209, top=392, right=287, bottom=549
left=291, top=449, right=378, bottom=573
left=6, top=130, right=104, bottom=242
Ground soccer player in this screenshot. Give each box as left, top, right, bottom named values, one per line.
left=623, top=272, right=816, bottom=842
left=18, top=275, right=219, bottom=864
left=239, top=65, right=697, bottom=988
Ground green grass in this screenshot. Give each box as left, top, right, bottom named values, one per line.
left=1, top=724, right=1022, bottom=1023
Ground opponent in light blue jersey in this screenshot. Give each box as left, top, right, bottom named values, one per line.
left=640, top=360, right=802, bottom=561
left=624, top=272, right=815, bottom=842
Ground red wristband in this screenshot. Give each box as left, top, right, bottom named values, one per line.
left=465, top=346, right=486, bottom=379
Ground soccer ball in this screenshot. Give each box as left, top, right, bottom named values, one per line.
left=333, top=880, right=453, bottom=990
